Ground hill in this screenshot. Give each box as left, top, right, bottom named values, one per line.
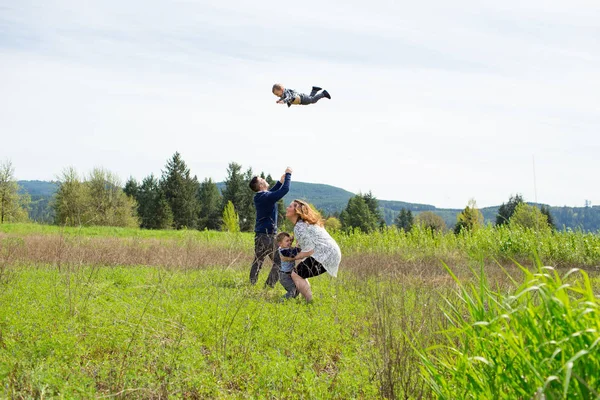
left=18, top=180, right=59, bottom=197
left=16, top=180, right=600, bottom=232
left=17, top=180, right=58, bottom=223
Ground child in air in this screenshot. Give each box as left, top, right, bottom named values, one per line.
left=276, top=232, right=301, bottom=299
left=272, top=83, right=331, bottom=107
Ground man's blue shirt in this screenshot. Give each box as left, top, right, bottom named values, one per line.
left=254, top=173, right=291, bottom=234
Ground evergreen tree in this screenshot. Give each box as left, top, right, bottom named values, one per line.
left=362, top=191, right=386, bottom=228
left=540, top=205, right=556, bottom=230
left=0, top=160, right=29, bottom=223
left=138, top=174, right=173, bottom=229
left=197, top=178, right=221, bottom=230
left=160, top=152, right=200, bottom=229
left=340, top=194, right=379, bottom=233
left=395, top=208, right=414, bottom=232
left=238, top=167, right=256, bottom=231
left=496, top=194, right=524, bottom=226
left=124, top=177, right=140, bottom=199
left=221, top=162, right=246, bottom=227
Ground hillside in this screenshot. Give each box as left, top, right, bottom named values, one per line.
left=16, top=180, right=600, bottom=232
left=17, top=180, right=59, bottom=197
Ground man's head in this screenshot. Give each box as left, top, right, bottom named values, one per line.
left=276, top=232, right=293, bottom=248
left=272, top=83, right=284, bottom=97
left=249, top=176, right=268, bottom=192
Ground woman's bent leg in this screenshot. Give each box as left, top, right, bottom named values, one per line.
left=291, top=271, right=312, bottom=302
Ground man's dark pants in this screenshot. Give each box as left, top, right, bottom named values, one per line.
left=250, top=233, right=281, bottom=287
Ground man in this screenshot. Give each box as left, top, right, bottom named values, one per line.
left=248, top=167, right=292, bottom=286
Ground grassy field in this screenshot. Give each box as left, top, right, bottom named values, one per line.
left=1, top=223, right=599, bottom=398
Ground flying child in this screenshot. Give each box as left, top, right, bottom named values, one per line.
left=272, top=83, right=331, bottom=107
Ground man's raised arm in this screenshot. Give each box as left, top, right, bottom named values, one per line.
left=264, top=167, right=292, bottom=202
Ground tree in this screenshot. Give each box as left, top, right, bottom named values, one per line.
left=540, top=205, right=556, bottom=230
left=340, top=194, right=380, bottom=233
left=221, top=162, right=251, bottom=230
left=53, top=167, right=91, bottom=226
left=325, top=217, right=342, bottom=232
left=238, top=167, right=256, bottom=232
left=197, top=178, right=221, bottom=230
left=222, top=200, right=240, bottom=233
left=416, top=211, right=446, bottom=233
left=454, top=199, right=484, bottom=234
left=53, top=167, right=137, bottom=227
left=124, top=177, right=140, bottom=199
left=0, top=160, right=29, bottom=223
left=362, top=191, right=386, bottom=228
left=509, top=203, right=550, bottom=232
left=160, top=152, right=200, bottom=229
left=496, top=194, right=524, bottom=226
left=137, top=174, right=173, bottom=229
left=86, top=168, right=138, bottom=227
left=395, top=208, right=414, bottom=232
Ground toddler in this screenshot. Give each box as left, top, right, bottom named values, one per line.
left=272, top=83, right=331, bottom=107
left=276, top=232, right=301, bottom=299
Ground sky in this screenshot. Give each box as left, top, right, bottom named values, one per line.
left=1, top=0, right=599, bottom=209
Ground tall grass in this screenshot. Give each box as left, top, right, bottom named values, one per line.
left=2, top=223, right=600, bottom=269
left=336, top=225, right=600, bottom=268
left=418, top=261, right=600, bottom=399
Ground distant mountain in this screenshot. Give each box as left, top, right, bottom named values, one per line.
left=18, top=180, right=58, bottom=197
left=17, top=180, right=58, bottom=223
left=17, top=180, right=600, bottom=232
left=274, top=181, right=357, bottom=215
left=215, top=181, right=355, bottom=215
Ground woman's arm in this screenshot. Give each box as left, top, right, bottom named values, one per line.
left=294, top=249, right=314, bottom=260
left=281, top=249, right=313, bottom=262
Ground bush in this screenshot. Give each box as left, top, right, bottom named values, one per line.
left=454, top=199, right=484, bottom=234
left=325, top=217, right=342, bottom=232
left=222, top=201, right=240, bottom=233
left=415, top=211, right=446, bottom=233
left=509, top=203, right=550, bottom=232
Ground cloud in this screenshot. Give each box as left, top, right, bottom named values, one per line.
left=0, top=0, right=598, bottom=208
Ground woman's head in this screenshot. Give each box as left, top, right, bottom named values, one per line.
left=286, top=199, right=324, bottom=226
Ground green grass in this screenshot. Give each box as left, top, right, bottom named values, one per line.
left=1, top=224, right=599, bottom=398
left=0, top=266, right=380, bottom=398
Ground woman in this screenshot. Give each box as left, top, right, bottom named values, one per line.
left=284, top=199, right=341, bottom=302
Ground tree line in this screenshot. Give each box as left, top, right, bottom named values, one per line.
left=0, top=155, right=582, bottom=234
left=54, top=153, right=287, bottom=232
left=339, top=193, right=557, bottom=234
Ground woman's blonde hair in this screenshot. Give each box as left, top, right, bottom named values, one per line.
left=292, top=199, right=324, bottom=227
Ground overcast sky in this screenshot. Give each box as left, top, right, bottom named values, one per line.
left=1, top=0, right=598, bottom=208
